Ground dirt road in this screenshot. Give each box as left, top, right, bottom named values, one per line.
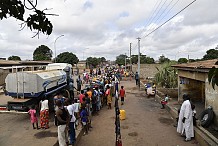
left=78, top=79, right=199, bottom=146
left=0, top=112, right=58, bottom=146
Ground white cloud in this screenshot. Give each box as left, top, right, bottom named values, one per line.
left=0, top=0, right=218, bottom=61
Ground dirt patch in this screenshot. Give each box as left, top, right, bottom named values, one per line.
left=128, top=132, right=138, bottom=137
left=121, top=125, right=129, bottom=129
left=34, top=131, right=58, bottom=139
left=158, top=117, right=174, bottom=125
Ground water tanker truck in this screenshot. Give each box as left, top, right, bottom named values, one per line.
left=4, top=63, right=73, bottom=111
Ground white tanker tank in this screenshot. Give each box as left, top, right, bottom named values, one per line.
left=4, top=63, right=72, bottom=111
left=5, top=69, right=67, bottom=98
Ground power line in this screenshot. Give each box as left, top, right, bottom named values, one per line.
left=146, top=0, right=168, bottom=32
left=156, top=0, right=181, bottom=26
left=142, top=0, right=197, bottom=39
left=146, top=0, right=175, bottom=34
left=142, top=0, right=161, bottom=29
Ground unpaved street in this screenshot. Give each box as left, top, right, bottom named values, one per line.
left=78, top=79, right=199, bottom=146
left=0, top=113, right=58, bottom=146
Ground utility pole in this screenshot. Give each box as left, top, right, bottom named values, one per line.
left=137, top=37, right=141, bottom=89
left=125, top=53, right=126, bottom=71
left=130, top=43, right=132, bottom=72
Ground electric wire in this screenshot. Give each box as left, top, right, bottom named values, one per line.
left=146, top=0, right=175, bottom=35
left=145, top=0, right=168, bottom=33
left=142, top=0, right=197, bottom=39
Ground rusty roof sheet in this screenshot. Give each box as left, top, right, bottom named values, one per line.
left=172, top=59, right=218, bottom=69
left=0, top=60, right=51, bottom=66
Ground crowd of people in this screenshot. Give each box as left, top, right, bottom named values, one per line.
left=26, top=64, right=200, bottom=145
left=27, top=66, right=127, bottom=146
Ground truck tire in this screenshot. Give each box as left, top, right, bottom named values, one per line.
left=200, top=109, right=214, bottom=128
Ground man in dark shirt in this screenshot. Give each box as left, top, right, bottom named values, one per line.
left=56, top=100, right=70, bottom=146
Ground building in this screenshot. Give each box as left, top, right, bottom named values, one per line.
left=172, top=59, right=218, bottom=126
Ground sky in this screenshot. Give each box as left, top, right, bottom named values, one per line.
left=0, top=0, right=218, bottom=61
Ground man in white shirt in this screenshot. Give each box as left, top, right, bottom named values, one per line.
left=177, top=94, right=194, bottom=141
left=66, top=99, right=76, bottom=145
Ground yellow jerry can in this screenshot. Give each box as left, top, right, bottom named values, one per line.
left=120, top=110, right=126, bottom=120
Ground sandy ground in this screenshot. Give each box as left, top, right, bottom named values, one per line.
left=78, top=79, right=199, bottom=146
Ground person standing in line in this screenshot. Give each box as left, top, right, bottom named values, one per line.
left=56, top=100, right=70, bottom=146
left=105, top=85, right=112, bottom=109
left=80, top=105, right=89, bottom=135
left=74, top=98, right=80, bottom=130
left=39, top=96, right=49, bottom=129
left=119, top=86, right=126, bottom=105
left=76, top=75, right=82, bottom=92
left=79, top=90, right=85, bottom=104
left=66, top=99, right=76, bottom=145
left=177, top=94, right=194, bottom=141
left=28, top=105, right=40, bottom=129
left=135, top=72, right=139, bottom=86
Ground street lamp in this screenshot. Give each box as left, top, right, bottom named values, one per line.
left=54, top=34, right=64, bottom=63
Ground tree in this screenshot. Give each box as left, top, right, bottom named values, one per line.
left=8, top=55, right=21, bottom=61
left=159, top=55, right=170, bottom=64
left=155, top=62, right=178, bottom=88
left=33, top=45, right=52, bottom=61
left=56, top=52, right=79, bottom=65
left=141, top=55, right=155, bottom=64
left=86, top=57, right=100, bottom=68
left=202, top=48, right=218, bottom=60
left=131, top=55, right=138, bottom=64
left=178, top=58, right=188, bottom=64
left=115, top=54, right=129, bottom=66
left=0, top=0, right=54, bottom=37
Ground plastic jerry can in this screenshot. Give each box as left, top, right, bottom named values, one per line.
left=120, top=110, right=126, bottom=120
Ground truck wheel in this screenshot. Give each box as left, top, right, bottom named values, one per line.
left=200, top=109, right=214, bottom=128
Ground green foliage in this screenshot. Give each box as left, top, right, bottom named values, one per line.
left=56, top=52, right=79, bottom=65
left=208, top=61, right=218, bottom=89
left=8, top=55, right=21, bottom=61
left=141, top=55, right=155, bottom=64
left=155, top=62, right=178, bottom=88
left=131, top=55, right=138, bottom=64
left=178, top=58, right=188, bottom=64
left=115, top=54, right=129, bottom=65
left=33, top=45, right=52, bottom=61
left=202, top=48, right=218, bottom=60
left=0, top=0, right=53, bottom=36
left=159, top=55, right=170, bottom=64
left=129, top=54, right=155, bottom=64
left=86, top=57, right=100, bottom=68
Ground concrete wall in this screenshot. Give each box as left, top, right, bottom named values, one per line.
left=178, top=70, right=206, bottom=82
left=132, top=64, right=161, bottom=79
left=205, top=79, right=218, bottom=126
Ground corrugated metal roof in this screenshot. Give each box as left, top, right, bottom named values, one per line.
left=172, top=59, right=218, bottom=69
left=0, top=60, right=51, bottom=66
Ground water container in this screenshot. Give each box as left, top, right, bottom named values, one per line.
left=120, top=110, right=126, bottom=120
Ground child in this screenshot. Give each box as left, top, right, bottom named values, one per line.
left=80, top=105, right=89, bottom=135
left=191, top=104, right=197, bottom=126
left=28, top=105, right=40, bottom=129
left=161, top=94, right=169, bottom=109
left=119, top=86, right=126, bottom=105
